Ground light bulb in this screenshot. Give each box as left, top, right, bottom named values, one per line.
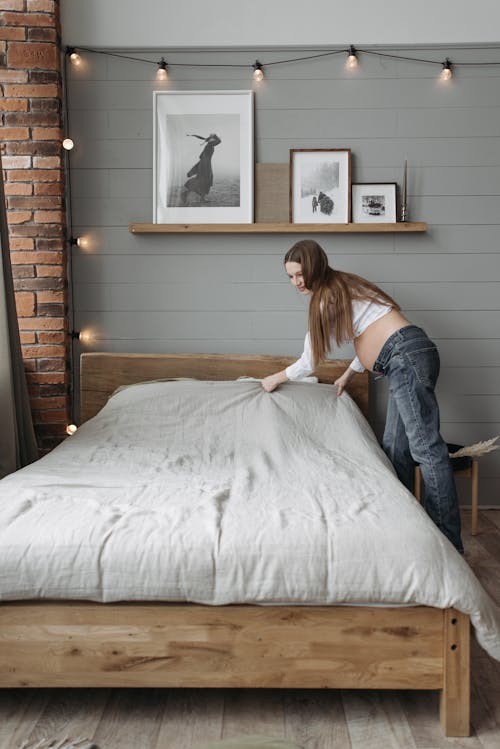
left=346, top=46, right=358, bottom=69
left=62, top=138, right=74, bottom=150
left=76, top=236, right=89, bottom=249
left=70, top=235, right=92, bottom=251
left=67, top=47, right=82, bottom=67
left=156, top=58, right=168, bottom=81
left=253, top=61, right=264, bottom=82
left=79, top=330, right=93, bottom=344
left=66, top=424, right=78, bottom=436
left=440, top=59, right=453, bottom=81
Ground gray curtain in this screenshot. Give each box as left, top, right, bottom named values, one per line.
left=0, top=150, right=38, bottom=478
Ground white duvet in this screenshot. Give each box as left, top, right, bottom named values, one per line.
left=1, top=379, right=499, bottom=660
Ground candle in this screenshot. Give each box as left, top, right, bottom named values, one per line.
left=401, top=159, right=407, bottom=222
left=402, top=159, right=407, bottom=208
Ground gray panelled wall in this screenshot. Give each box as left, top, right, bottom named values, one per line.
left=67, top=47, right=500, bottom=507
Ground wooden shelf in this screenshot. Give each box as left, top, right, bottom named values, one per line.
left=129, top=222, right=427, bottom=234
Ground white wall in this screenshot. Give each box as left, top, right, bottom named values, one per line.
left=66, top=44, right=500, bottom=507
left=60, top=0, right=500, bottom=48
left=60, top=3, right=500, bottom=510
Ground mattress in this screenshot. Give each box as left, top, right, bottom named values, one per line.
left=1, top=378, right=499, bottom=660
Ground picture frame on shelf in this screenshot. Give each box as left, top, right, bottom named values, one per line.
left=289, top=148, right=351, bottom=224
left=153, top=90, right=254, bottom=224
left=351, top=182, right=397, bottom=224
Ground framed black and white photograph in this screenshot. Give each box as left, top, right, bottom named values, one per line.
left=352, top=182, right=397, bottom=223
left=290, top=148, right=351, bottom=223
left=153, top=90, right=254, bottom=223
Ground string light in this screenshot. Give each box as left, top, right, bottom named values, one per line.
left=67, top=47, right=82, bottom=66
left=252, top=61, right=264, bottom=82
left=76, top=236, right=90, bottom=250
left=62, top=45, right=500, bottom=83
left=78, top=330, right=94, bottom=344
left=156, top=57, right=168, bottom=81
left=69, top=329, right=94, bottom=344
left=69, top=235, right=90, bottom=249
left=66, top=424, right=78, bottom=436
left=70, top=330, right=93, bottom=344
left=346, top=45, right=358, bottom=68
left=62, top=137, right=74, bottom=150
left=441, top=58, right=453, bottom=81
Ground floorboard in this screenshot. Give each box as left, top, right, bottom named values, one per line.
left=283, top=690, right=350, bottom=748
left=154, top=689, right=224, bottom=749
left=19, top=689, right=109, bottom=747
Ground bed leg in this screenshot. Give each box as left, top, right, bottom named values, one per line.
left=439, top=608, right=470, bottom=736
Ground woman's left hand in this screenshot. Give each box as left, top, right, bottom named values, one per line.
left=334, top=367, right=356, bottom=396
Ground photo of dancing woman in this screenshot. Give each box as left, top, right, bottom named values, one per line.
left=155, top=92, right=253, bottom=220
left=181, top=133, right=222, bottom=204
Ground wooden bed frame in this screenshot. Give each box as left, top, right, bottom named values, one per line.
left=0, top=353, right=470, bottom=737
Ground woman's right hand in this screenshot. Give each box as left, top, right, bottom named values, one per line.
left=261, top=370, right=288, bottom=392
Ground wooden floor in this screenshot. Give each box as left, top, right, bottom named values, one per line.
left=2, top=510, right=500, bottom=749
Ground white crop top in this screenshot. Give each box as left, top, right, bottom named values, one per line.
left=285, top=298, right=392, bottom=379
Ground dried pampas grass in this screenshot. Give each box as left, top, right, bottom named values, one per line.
left=19, top=736, right=98, bottom=749
left=449, top=436, right=499, bottom=459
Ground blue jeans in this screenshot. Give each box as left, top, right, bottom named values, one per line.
left=373, top=325, right=464, bottom=553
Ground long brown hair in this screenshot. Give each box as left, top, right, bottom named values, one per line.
left=284, top=239, right=399, bottom=368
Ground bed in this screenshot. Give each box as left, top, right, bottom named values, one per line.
left=1, top=352, right=500, bottom=737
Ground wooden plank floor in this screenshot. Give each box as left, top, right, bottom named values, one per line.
left=2, top=510, right=499, bottom=749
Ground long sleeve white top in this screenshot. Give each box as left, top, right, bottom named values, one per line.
left=285, top=298, right=392, bottom=379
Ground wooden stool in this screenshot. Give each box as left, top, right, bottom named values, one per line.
left=414, top=443, right=479, bottom=535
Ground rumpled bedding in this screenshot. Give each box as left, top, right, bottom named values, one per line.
left=1, top=379, right=499, bottom=660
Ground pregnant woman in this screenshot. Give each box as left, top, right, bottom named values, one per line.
left=261, top=239, right=463, bottom=554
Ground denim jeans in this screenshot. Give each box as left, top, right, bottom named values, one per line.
left=373, top=325, right=463, bottom=553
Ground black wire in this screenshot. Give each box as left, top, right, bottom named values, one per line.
left=71, top=45, right=340, bottom=69
left=263, top=49, right=349, bottom=66
left=72, top=45, right=160, bottom=65
left=171, top=49, right=349, bottom=68
left=456, top=61, right=500, bottom=66
left=71, top=46, right=249, bottom=68
left=62, top=49, right=77, bottom=424
left=357, top=48, right=444, bottom=65
left=67, top=44, right=500, bottom=70
left=357, top=47, right=500, bottom=66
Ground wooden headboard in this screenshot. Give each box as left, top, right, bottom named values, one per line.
left=80, top=353, right=369, bottom=422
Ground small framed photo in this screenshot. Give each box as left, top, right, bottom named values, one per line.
left=289, top=148, right=351, bottom=223
left=153, top=90, right=254, bottom=223
left=351, top=183, right=397, bottom=223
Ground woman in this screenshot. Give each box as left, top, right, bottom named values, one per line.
left=181, top=133, right=221, bottom=204
left=261, top=239, right=463, bottom=553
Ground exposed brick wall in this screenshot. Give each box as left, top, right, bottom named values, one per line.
left=1, top=0, right=70, bottom=452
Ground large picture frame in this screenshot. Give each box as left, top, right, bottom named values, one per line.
left=290, top=148, right=351, bottom=223
left=352, top=182, right=397, bottom=223
left=153, top=90, right=254, bottom=224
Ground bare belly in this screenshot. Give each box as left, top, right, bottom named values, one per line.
left=354, top=309, right=412, bottom=372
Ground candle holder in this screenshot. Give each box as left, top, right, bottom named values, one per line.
left=400, top=159, right=408, bottom=222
